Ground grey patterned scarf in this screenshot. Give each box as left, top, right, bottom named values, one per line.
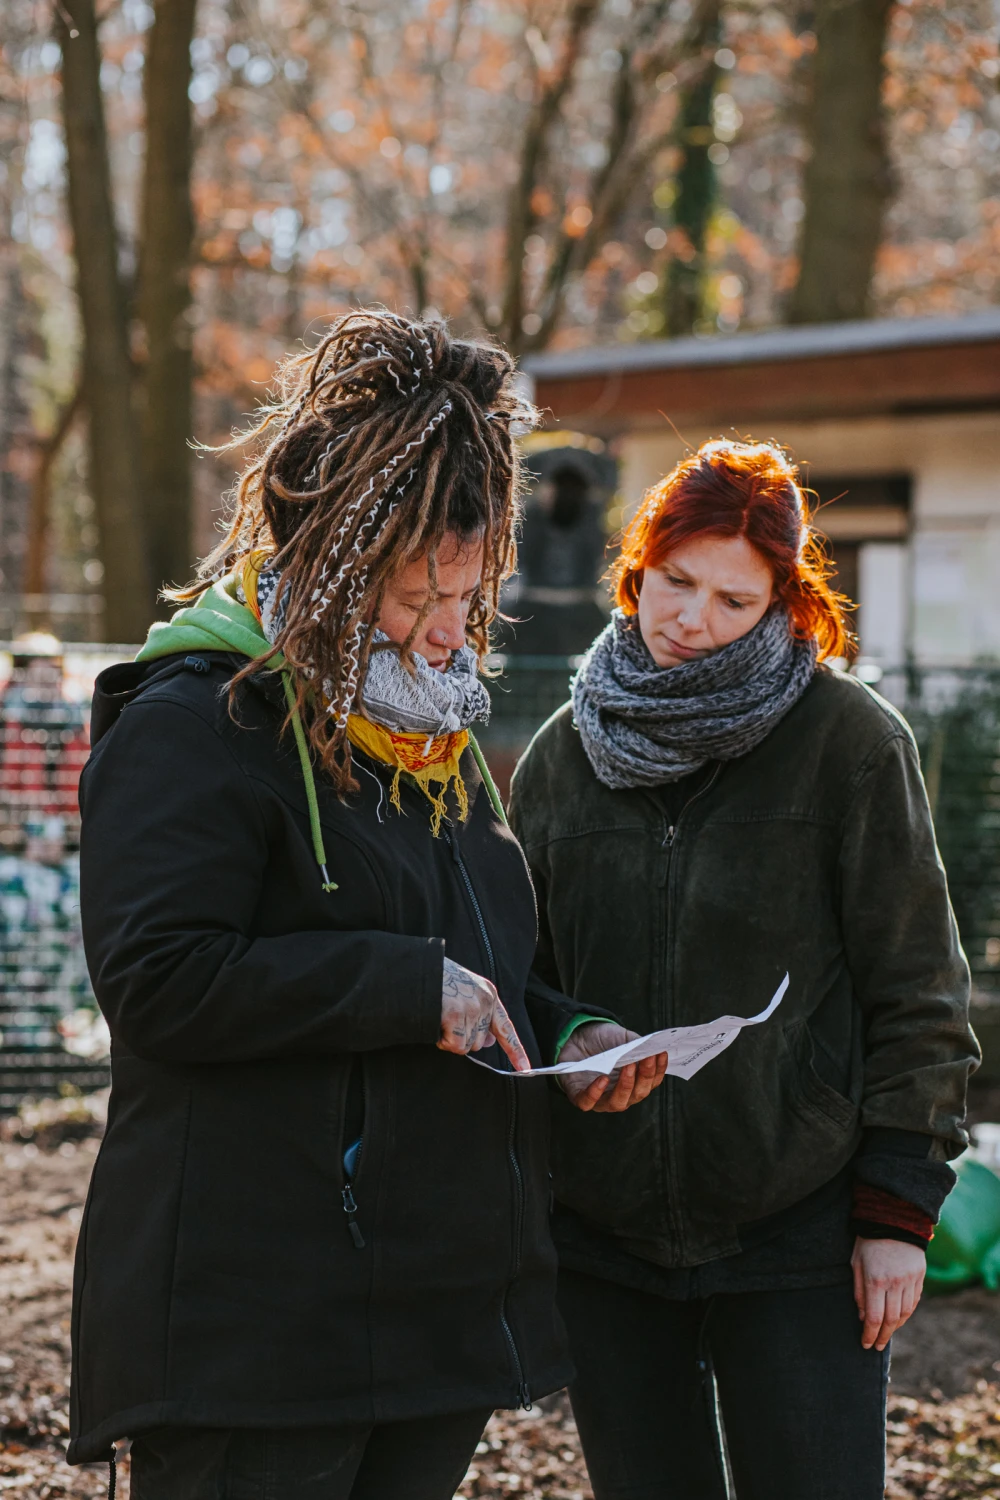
left=361, top=631, right=489, bottom=736
left=572, top=607, right=817, bottom=789
left=250, top=561, right=490, bottom=736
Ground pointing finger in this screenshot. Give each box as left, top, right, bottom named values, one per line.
left=491, top=997, right=531, bottom=1073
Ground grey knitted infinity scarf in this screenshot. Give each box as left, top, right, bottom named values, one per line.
left=572, top=607, right=817, bottom=789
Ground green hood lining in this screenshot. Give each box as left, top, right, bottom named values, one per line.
left=135, top=579, right=506, bottom=891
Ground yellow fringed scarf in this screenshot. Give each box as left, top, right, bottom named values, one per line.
left=240, top=552, right=470, bottom=836
left=347, top=716, right=469, bottom=836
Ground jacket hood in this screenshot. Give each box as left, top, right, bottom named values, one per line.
left=136, top=578, right=281, bottom=667
left=132, top=577, right=340, bottom=883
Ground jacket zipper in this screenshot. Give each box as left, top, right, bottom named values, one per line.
left=502, top=1091, right=531, bottom=1409
left=654, top=774, right=718, bottom=857
left=446, top=825, right=531, bottom=1409
left=448, top=826, right=497, bottom=984
left=341, top=1182, right=365, bottom=1249
left=341, top=1062, right=367, bottom=1250
left=661, top=764, right=722, bottom=1254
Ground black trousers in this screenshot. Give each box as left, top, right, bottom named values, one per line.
left=558, top=1268, right=889, bottom=1500
left=128, top=1408, right=492, bottom=1500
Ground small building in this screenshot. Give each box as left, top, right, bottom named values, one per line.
left=523, top=310, right=1000, bottom=671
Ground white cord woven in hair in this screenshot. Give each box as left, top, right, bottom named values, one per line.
left=325, top=463, right=418, bottom=728
left=305, top=327, right=435, bottom=489
left=409, top=326, right=433, bottom=392
left=302, top=422, right=357, bottom=491
left=369, top=312, right=432, bottom=394
left=363, top=340, right=407, bottom=395
left=309, top=398, right=453, bottom=625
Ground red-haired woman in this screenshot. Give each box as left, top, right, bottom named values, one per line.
left=509, top=439, right=977, bottom=1499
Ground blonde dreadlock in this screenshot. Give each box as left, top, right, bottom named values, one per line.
left=170, top=310, right=535, bottom=794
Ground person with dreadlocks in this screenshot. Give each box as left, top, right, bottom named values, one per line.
left=67, top=311, right=667, bottom=1500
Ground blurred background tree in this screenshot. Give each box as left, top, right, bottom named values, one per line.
left=56, top=0, right=150, bottom=640
left=790, top=0, right=896, bottom=324
left=0, top=0, right=997, bottom=637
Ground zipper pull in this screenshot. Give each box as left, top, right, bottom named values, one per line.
left=663, top=825, right=676, bottom=848
left=445, top=822, right=462, bottom=863
left=519, top=1381, right=532, bottom=1411
left=341, top=1185, right=366, bottom=1249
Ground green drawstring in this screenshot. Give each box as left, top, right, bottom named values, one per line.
left=468, top=732, right=508, bottom=826
left=281, top=670, right=338, bottom=892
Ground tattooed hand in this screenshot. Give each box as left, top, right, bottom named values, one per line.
left=558, top=1022, right=668, bottom=1113
left=439, top=958, right=531, bottom=1072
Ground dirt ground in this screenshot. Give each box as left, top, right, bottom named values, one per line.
left=3, top=1123, right=1000, bottom=1500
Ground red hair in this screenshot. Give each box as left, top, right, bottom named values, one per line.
left=611, top=439, right=853, bottom=663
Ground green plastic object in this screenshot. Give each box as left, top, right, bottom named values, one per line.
left=925, top=1156, right=1000, bottom=1293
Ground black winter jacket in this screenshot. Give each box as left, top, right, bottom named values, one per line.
left=509, top=667, right=979, bottom=1270
left=68, top=653, right=589, bottom=1464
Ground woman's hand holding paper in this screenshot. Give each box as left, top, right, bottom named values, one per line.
left=558, top=1022, right=668, bottom=1113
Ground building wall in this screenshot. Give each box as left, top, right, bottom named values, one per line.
left=616, top=412, right=1000, bottom=668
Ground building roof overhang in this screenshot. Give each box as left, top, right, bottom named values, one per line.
left=521, top=310, right=1000, bottom=435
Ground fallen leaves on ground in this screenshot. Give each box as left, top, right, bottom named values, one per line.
left=458, top=1398, right=592, bottom=1499
left=884, top=1388, right=1000, bottom=1498
left=4, top=1136, right=1000, bottom=1499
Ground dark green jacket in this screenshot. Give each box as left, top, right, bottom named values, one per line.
left=508, top=666, right=979, bottom=1269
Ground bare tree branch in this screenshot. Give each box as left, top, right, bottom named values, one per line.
left=501, top=0, right=602, bottom=350
left=525, top=0, right=722, bottom=348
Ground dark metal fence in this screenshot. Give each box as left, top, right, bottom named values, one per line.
left=1, top=645, right=998, bottom=1110
left=0, top=644, right=128, bottom=1110
left=895, top=668, right=1000, bottom=1035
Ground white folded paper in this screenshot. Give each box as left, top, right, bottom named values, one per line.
left=472, top=973, right=789, bottom=1082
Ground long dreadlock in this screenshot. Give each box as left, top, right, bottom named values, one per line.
left=170, top=310, right=535, bottom=794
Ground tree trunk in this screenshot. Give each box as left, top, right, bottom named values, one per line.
left=658, top=0, right=722, bottom=338
left=138, top=0, right=198, bottom=596
left=56, top=0, right=151, bottom=642
left=663, top=56, right=720, bottom=337
left=23, top=385, right=85, bottom=633
left=788, top=0, right=894, bottom=325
